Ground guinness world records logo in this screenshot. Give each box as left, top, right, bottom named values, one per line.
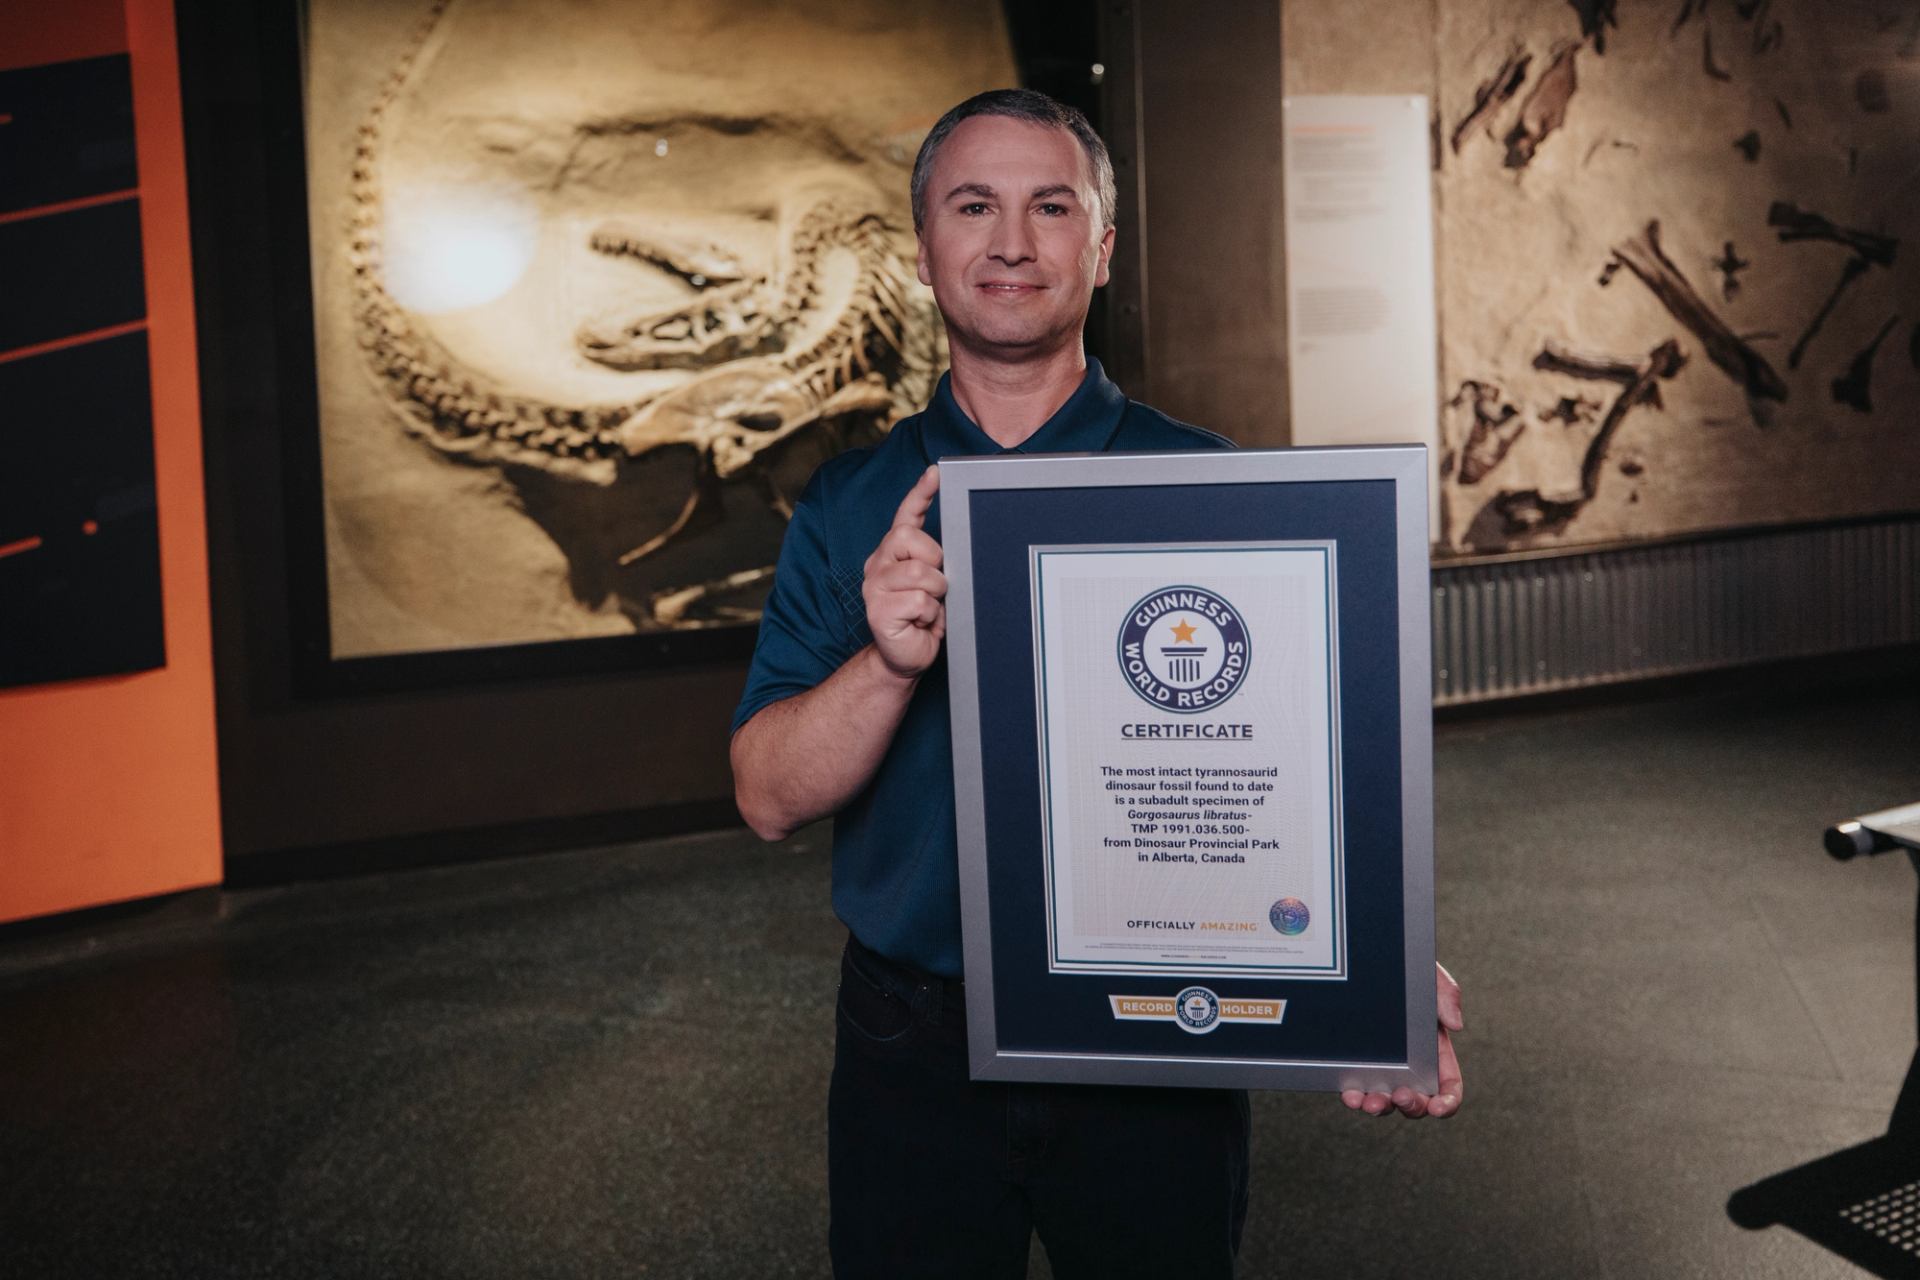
left=1173, top=986, right=1221, bottom=1034
left=1116, top=585, right=1252, bottom=714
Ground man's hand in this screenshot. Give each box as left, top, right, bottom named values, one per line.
left=862, top=465, right=947, bottom=679
left=731, top=466, right=949, bottom=841
left=1341, top=962, right=1464, bottom=1119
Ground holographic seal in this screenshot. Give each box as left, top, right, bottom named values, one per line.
left=1172, top=986, right=1222, bottom=1034
left=1269, top=897, right=1310, bottom=935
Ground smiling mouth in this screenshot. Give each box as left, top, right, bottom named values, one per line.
left=979, top=282, right=1043, bottom=293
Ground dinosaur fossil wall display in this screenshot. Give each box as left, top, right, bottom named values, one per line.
left=1289, top=0, right=1920, bottom=554
left=305, top=0, right=1014, bottom=657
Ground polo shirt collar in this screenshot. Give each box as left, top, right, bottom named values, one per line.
left=918, top=357, right=1127, bottom=461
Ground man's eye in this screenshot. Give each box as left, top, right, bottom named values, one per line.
left=960, top=202, right=990, bottom=215
left=1037, top=203, right=1068, bottom=216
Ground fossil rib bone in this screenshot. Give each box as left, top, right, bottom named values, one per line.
left=1767, top=202, right=1898, bottom=267
left=1831, top=315, right=1899, bottom=412
left=1450, top=44, right=1531, bottom=154
left=1534, top=340, right=1647, bottom=387
left=1788, top=255, right=1869, bottom=370
left=1610, top=220, right=1787, bottom=400
left=1448, top=381, right=1524, bottom=484
left=1488, top=339, right=1687, bottom=536
left=647, top=566, right=779, bottom=629
left=1504, top=41, right=1580, bottom=169
left=1567, top=0, right=1619, bottom=55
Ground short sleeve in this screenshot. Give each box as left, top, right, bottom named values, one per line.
left=730, top=466, right=859, bottom=734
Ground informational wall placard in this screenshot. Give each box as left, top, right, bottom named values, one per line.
left=1030, top=545, right=1345, bottom=979
left=1282, top=95, right=1440, bottom=539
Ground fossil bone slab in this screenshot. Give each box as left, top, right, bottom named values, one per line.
left=306, top=0, right=1014, bottom=652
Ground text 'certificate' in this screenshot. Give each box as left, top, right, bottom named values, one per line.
left=1031, top=543, right=1347, bottom=980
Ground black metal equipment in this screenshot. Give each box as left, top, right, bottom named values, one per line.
left=1826, top=801, right=1920, bottom=861
left=1728, top=801, right=1920, bottom=1277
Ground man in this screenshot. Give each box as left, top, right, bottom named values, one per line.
left=731, top=89, right=1465, bottom=1279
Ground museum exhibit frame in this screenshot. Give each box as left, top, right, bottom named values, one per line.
left=1409, top=0, right=1920, bottom=557
left=942, top=446, right=1439, bottom=1092
left=174, top=0, right=1104, bottom=698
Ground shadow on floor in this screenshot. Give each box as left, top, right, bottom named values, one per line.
left=1732, top=830, right=1920, bottom=1280
left=1729, top=1127, right=1920, bottom=1278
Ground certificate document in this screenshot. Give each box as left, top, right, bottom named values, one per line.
left=1031, top=542, right=1346, bottom=980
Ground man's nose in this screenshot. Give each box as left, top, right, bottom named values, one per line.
left=987, top=213, right=1036, bottom=267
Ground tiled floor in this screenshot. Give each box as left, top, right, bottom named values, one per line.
left=2, top=664, right=1915, bottom=1277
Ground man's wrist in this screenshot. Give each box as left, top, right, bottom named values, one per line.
left=864, top=642, right=927, bottom=689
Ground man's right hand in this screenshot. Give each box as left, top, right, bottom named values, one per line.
left=862, top=465, right=947, bottom=679
left=733, top=465, right=945, bottom=840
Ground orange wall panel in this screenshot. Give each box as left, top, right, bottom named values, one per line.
left=0, top=0, right=223, bottom=924
left=0, top=0, right=126, bottom=74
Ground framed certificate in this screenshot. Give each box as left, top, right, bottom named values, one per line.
left=941, top=445, right=1436, bottom=1092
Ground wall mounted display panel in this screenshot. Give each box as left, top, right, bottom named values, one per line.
left=1434, top=0, right=1920, bottom=553
left=0, top=30, right=163, bottom=692
left=1285, top=0, right=1920, bottom=556
left=295, top=0, right=1018, bottom=686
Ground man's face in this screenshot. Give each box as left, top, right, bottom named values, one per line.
left=915, top=115, right=1115, bottom=360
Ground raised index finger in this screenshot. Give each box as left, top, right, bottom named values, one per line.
left=891, top=465, right=941, bottom=535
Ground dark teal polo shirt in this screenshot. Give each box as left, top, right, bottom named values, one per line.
left=731, top=358, right=1232, bottom=977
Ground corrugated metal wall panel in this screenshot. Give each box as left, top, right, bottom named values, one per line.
left=1429, top=516, right=1920, bottom=705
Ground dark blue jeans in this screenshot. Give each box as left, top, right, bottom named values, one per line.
left=828, top=934, right=1251, bottom=1279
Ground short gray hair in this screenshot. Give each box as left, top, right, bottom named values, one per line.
left=909, top=88, right=1117, bottom=233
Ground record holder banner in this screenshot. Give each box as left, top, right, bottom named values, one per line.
left=941, top=447, right=1436, bottom=1092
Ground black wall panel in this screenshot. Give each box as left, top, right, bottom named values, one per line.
left=0, top=332, right=164, bottom=688
left=0, top=199, right=147, bottom=350
left=0, top=54, right=138, bottom=214
left=0, top=46, right=161, bottom=692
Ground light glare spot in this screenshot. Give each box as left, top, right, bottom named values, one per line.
left=382, top=183, right=538, bottom=314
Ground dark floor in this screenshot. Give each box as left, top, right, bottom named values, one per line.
left=3, top=665, right=1918, bottom=1278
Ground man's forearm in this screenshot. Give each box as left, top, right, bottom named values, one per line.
left=731, top=644, right=922, bottom=842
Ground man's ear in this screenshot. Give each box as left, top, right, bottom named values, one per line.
left=916, top=233, right=932, bottom=287
left=1093, top=224, right=1116, bottom=289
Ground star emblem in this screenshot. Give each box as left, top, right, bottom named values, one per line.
left=1169, top=619, right=1197, bottom=644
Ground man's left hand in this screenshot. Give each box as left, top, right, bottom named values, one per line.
left=1341, top=962, right=1463, bottom=1119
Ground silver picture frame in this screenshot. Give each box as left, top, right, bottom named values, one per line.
left=941, top=445, right=1437, bottom=1092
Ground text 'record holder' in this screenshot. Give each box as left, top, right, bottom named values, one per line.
left=941, top=446, right=1437, bottom=1092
